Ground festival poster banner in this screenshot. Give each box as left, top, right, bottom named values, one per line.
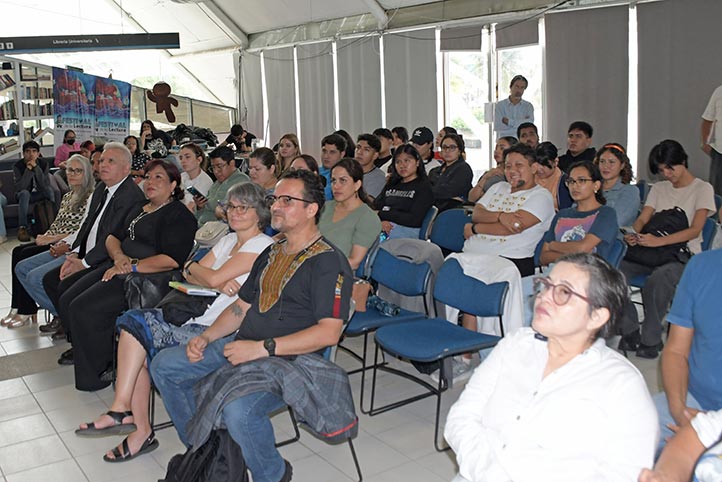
left=52, top=67, right=95, bottom=150
left=94, top=77, right=130, bottom=142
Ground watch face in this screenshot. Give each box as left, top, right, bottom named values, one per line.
left=264, top=338, right=276, bottom=355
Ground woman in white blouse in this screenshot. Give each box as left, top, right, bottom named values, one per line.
left=445, top=252, right=658, bottom=482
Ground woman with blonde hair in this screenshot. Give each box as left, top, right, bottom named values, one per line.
left=276, top=133, right=300, bottom=173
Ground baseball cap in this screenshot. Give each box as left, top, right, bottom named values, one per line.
left=410, top=127, right=433, bottom=145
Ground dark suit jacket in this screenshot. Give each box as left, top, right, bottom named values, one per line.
left=72, top=176, right=145, bottom=268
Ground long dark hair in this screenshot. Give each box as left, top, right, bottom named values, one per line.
left=568, top=161, right=606, bottom=205
left=331, top=158, right=371, bottom=206
left=387, top=144, right=427, bottom=186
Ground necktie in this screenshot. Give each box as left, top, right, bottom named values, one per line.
left=79, top=188, right=109, bottom=258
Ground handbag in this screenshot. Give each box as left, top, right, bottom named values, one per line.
left=195, top=221, right=229, bottom=247
left=156, top=288, right=218, bottom=327
left=159, top=429, right=248, bottom=482
left=624, top=206, right=691, bottom=268
left=124, top=270, right=183, bottom=310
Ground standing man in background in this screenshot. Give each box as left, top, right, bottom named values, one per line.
left=701, top=84, right=722, bottom=196
left=494, top=75, right=534, bottom=139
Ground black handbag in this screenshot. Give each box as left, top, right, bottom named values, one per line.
left=124, top=270, right=183, bottom=310
left=156, top=288, right=218, bottom=327
left=624, top=206, right=692, bottom=268
left=159, top=429, right=248, bottom=482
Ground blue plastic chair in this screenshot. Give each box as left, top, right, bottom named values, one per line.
left=701, top=217, right=716, bottom=251
left=418, top=205, right=439, bottom=241
left=369, top=258, right=507, bottom=451
left=339, top=247, right=432, bottom=413
left=428, top=208, right=470, bottom=254
left=606, top=238, right=627, bottom=268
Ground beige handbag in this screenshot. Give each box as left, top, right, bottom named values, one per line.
left=195, top=221, right=229, bottom=247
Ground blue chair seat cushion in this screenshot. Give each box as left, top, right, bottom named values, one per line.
left=629, top=274, right=648, bottom=288
left=375, top=318, right=501, bottom=363
left=344, top=307, right=426, bottom=336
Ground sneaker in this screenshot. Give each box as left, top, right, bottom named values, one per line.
left=430, top=356, right=474, bottom=383
left=17, top=226, right=31, bottom=243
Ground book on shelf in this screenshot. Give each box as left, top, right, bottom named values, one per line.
left=168, top=281, right=219, bottom=297
left=0, top=74, right=15, bottom=90
left=0, top=99, right=16, bottom=120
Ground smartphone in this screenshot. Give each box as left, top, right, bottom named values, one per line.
left=619, top=226, right=637, bottom=236
left=187, top=186, right=206, bottom=199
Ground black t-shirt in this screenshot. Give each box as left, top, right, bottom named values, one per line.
left=558, top=147, right=596, bottom=174
left=236, top=237, right=353, bottom=342
left=375, top=154, right=393, bottom=169
left=224, top=132, right=256, bottom=151
left=428, top=158, right=473, bottom=201
left=373, top=177, right=435, bottom=228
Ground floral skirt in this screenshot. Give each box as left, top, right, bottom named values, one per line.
left=116, top=308, right=205, bottom=361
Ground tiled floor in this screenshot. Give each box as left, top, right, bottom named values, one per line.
left=0, top=238, right=663, bottom=482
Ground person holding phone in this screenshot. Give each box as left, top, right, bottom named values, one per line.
left=178, top=142, right=213, bottom=212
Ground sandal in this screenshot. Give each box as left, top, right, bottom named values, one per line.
left=75, top=410, right=137, bottom=437
left=103, top=431, right=159, bottom=463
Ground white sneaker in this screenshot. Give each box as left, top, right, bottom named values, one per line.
left=430, top=356, right=473, bottom=383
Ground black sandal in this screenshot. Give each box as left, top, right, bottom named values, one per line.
left=104, top=431, right=159, bottom=463
left=75, top=410, right=137, bottom=437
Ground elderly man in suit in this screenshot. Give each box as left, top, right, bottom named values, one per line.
left=43, top=142, right=145, bottom=366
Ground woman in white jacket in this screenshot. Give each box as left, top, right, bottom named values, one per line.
left=445, top=253, right=659, bottom=482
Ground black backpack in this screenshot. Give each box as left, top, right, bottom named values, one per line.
left=159, top=429, right=248, bottom=482
left=624, top=206, right=691, bottom=267
left=31, top=199, right=56, bottom=237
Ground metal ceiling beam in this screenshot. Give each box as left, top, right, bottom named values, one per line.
left=198, top=1, right=249, bottom=49
left=361, top=0, right=388, bottom=28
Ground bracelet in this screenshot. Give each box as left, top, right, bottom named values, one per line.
left=471, top=223, right=478, bottom=235
left=132, top=264, right=138, bottom=273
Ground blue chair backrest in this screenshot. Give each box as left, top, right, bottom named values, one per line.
left=702, top=217, right=716, bottom=251
left=635, top=180, right=649, bottom=204
left=715, top=194, right=722, bottom=221
left=429, top=208, right=470, bottom=253
left=433, top=258, right=508, bottom=318
left=355, top=237, right=381, bottom=279
left=605, top=238, right=627, bottom=268
left=370, top=248, right=431, bottom=297
left=418, top=205, right=439, bottom=241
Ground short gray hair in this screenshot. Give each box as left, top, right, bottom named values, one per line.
left=225, top=182, right=271, bottom=231
left=103, top=141, right=132, bottom=167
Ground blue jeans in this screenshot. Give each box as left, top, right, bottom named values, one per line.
left=0, top=192, right=7, bottom=236
left=150, top=335, right=235, bottom=445
left=387, top=223, right=420, bottom=240
left=15, top=251, right=64, bottom=316
left=223, top=392, right=286, bottom=482
left=653, top=391, right=703, bottom=458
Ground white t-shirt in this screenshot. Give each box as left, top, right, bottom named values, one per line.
left=691, top=409, right=722, bottom=482
left=181, top=170, right=214, bottom=207
left=185, top=232, right=273, bottom=327
left=463, top=182, right=555, bottom=259
left=644, top=178, right=716, bottom=254
left=702, top=85, right=722, bottom=153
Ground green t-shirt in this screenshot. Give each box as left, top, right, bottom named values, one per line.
left=318, top=200, right=381, bottom=257
left=196, top=169, right=250, bottom=226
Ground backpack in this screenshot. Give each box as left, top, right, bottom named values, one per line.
left=624, top=206, right=691, bottom=267
left=159, top=429, right=249, bottom=482
left=31, top=199, right=55, bottom=237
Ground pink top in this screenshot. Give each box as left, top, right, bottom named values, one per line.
left=54, top=142, right=80, bottom=166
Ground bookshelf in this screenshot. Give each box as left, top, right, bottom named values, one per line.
left=0, top=59, right=54, bottom=161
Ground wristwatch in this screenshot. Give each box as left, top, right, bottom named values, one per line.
left=130, top=258, right=139, bottom=273
left=263, top=338, right=276, bottom=356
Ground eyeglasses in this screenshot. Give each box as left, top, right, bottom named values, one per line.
left=440, top=144, right=459, bottom=151
left=222, top=203, right=254, bottom=214
left=533, top=276, right=590, bottom=306
left=564, top=177, right=592, bottom=187
left=211, top=162, right=229, bottom=171
left=66, top=167, right=84, bottom=175
left=265, top=194, right=311, bottom=208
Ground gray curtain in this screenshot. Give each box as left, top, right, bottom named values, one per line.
left=297, top=42, right=334, bottom=159
left=637, top=0, right=722, bottom=180
left=337, top=36, right=382, bottom=138
left=263, top=47, right=297, bottom=148
left=545, top=6, right=628, bottom=151
left=383, top=28, right=438, bottom=133
left=440, top=26, right=482, bottom=51
left=239, top=51, right=263, bottom=138
left=495, top=20, right=538, bottom=49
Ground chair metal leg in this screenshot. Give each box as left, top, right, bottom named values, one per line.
left=433, top=362, right=450, bottom=452
left=275, top=407, right=301, bottom=448
left=150, top=386, right=174, bottom=431
left=347, top=438, right=363, bottom=481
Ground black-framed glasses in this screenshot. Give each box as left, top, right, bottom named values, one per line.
left=532, top=276, right=590, bottom=306
left=440, top=144, right=459, bottom=151
left=265, top=194, right=311, bottom=208
left=564, top=177, right=593, bottom=187
left=211, top=162, right=230, bottom=171
left=222, top=202, right=254, bottom=214
left=66, top=167, right=84, bottom=175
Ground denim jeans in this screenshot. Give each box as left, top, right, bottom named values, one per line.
left=15, top=251, right=64, bottom=316
left=653, top=391, right=702, bottom=458
left=17, top=189, right=50, bottom=228
left=150, top=335, right=235, bottom=445
left=386, top=223, right=421, bottom=241
left=0, top=192, right=7, bottom=237
left=223, top=392, right=286, bottom=482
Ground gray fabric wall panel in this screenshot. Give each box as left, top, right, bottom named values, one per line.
left=495, top=20, right=538, bottom=49
left=441, top=26, right=482, bottom=51
left=239, top=52, right=263, bottom=137
left=383, top=29, right=438, bottom=133
left=637, top=0, right=722, bottom=180
left=545, top=6, right=628, bottom=152
left=297, top=42, right=335, bottom=159
left=337, top=36, right=382, bottom=137
left=263, top=47, right=296, bottom=148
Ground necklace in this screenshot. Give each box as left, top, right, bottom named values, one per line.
left=129, top=199, right=172, bottom=240
left=282, top=232, right=321, bottom=255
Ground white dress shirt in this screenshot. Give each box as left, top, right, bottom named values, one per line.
left=445, top=327, right=658, bottom=482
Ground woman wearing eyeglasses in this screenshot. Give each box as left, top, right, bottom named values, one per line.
left=445, top=253, right=658, bottom=482
left=539, top=161, right=618, bottom=265
left=534, top=141, right=573, bottom=211
left=318, top=158, right=381, bottom=271
left=594, top=143, right=640, bottom=228
left=428, top=133, right=473, bottom=211
left=75, top=182, right=272, bottom=463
